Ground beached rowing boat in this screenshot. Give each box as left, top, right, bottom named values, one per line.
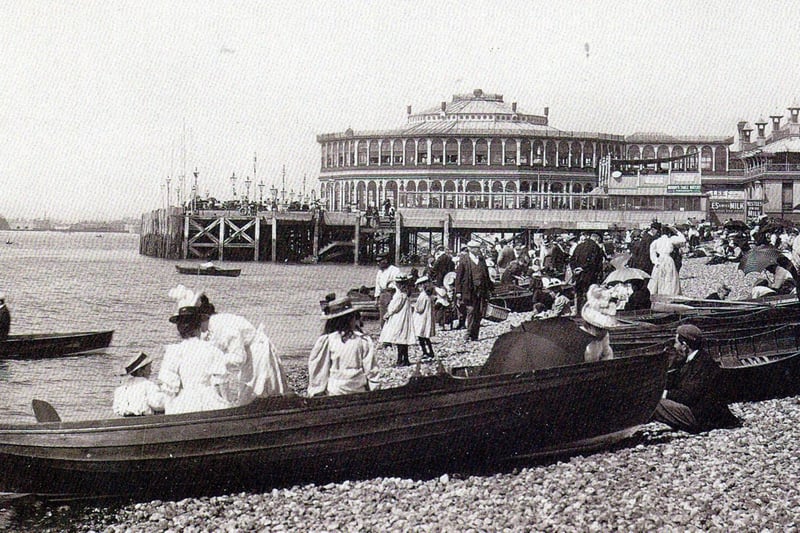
left=0, top=350, right=666, bottom=501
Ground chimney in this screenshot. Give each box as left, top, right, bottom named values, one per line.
left=755, top=117, right=767, bottom=139
left=544, top=107, right=549, bottom=116
left=789, top=104, right=800, bottom=124
left=441, top=101, right=446, bottom=112
left=770, top=114, right=782, bottom=132
left=512, top=102, right=517, bottom=113
left=741, top=122, right=753, bottom=144
left=407, top=105, right=412, bottom=115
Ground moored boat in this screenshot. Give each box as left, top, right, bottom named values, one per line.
left=0, top=330, right=114, bottom=360
left=0, top=350, right=666, bottom=501
left=489, top=284, right=535, bottom=313
left=175, top=264, right=241, bottom=277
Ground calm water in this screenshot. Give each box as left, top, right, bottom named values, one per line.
left=0, top=230, right=378, bottom=424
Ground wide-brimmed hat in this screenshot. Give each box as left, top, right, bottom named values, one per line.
left=320, top=296, right=358, bottom=320
left=394, top=273, right=412, bottom=283
left=168, top=285, right=210, bottom=323
left=415, top=276, right=429, bottom=286
left=467, top=239, right=481, bottom=248
left=581, top=284, right=622, bottom=329
left=119, top=352, right=152, bottom=376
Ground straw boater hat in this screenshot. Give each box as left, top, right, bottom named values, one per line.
left=467, top=239, right=481, bottom=248
left=119, top=352, right=152, bottom=376
left=415, top=276, right=429, bottom=286
left=320, top=296, right=359, bottom=320
left=581, top=284, right=622, bottom=329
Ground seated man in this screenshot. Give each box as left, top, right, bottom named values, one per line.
left=651, top=324, right=740, bottom=433
left=0, top=292, right=9, bottom=340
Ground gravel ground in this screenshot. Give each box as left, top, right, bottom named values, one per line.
left=4, top=257, right=800, bottom=532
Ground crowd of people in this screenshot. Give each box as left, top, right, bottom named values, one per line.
left=6, top=215, right=791, bottom=439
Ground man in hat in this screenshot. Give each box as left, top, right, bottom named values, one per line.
left=113, top=353, right=166, bottom=416
left=430, top=246, right=455, bottom=287
left=374, top=253, right=401, bottom=328
left=629, top=222, right=661, bottom=274
left=570, top=232, right=605, bottom=311
left=455, top=239, right=493, bottom=341
left=0, top=292, right=9, bottom=340
left=651, top=324, right=740, bottom=433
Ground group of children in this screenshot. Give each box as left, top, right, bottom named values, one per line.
left=379, top=273, right=437, bottom=367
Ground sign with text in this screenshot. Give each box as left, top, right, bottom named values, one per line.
left=710, top=200, right=744, bottom=213
left=666, top=184, right=701, bottom=194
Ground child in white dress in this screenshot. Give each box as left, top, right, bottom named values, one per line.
left=413, top=276, right=436, bottom=360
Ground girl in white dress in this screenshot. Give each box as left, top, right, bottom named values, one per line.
left=413, top=276, right=436, bottom=360
left=308, top=296, right=377, bottom=396
left=379, top=274, right=417, bottom=366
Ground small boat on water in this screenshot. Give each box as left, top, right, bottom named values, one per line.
left=0, top=330, right=114, bottom=360
left=175, top=262, right=241, bottom=277
left=0, top=350, right=666, bottom=501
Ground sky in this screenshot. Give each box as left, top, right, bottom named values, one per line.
left=1, top=1, right=799, bottom=222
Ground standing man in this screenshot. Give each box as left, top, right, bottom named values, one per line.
left=430, top=246, right=455, bottom=287
left=570, top=232, right=605, bottom=311
left=0, top=292, right=9, bottom=340
left=455, top=239, right=493, bottom=342
left=629, top=221, right=661, bottom=274
left=374, top=254, right=400, bottom=328
left=651, top=324, right=740, bottom=433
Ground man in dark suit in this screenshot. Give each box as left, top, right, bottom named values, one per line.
left=629, top=222, right=661, bottom=274
left=430, top=246, right=455, bottom=287
left=652, top=324, right=740, bottom=433
left=569, top=233, right=605, bottom=311
left=455, top=240, right=493, bottom=341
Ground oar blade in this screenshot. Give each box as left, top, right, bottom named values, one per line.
left=31, top=399, right=61, bottom=423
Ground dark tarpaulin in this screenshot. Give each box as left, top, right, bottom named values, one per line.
left=480, top=317, right=595, bottom=375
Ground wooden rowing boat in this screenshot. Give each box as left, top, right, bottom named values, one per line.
left=0, top=330, right=114, bottom=360
left=0, top=350, right=666, bottom=501
left=175, top=265, right=241, bottom=277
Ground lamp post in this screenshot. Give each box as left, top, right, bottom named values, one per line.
left=244, top=176, right=252, bottom=209
left=270, top=185, right=278, bottom=210
left=165, top=176, right=172, bottom=208
left=230, top=172, right=238, bottom=206
left=258, top=180, right=265, bottom=209
left=192, top=168, right=199, bottom=212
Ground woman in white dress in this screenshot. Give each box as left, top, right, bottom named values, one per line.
left=647, top=228, right=686, bottom=296
left=308, top=296, right=377, bottom=396
left=158, top=286, right=230, bottom=415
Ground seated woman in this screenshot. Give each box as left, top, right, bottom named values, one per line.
left=197, top=293, right=291, bottom=406
left=158, top=286, right=230, bottom=415
left=308, top=296, right=377, bottom=396
left=113, top=353, right=165, bottom=416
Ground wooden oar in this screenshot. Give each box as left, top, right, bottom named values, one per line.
left=31, top=399, right=61, bottom=423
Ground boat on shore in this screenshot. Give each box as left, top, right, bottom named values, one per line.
left=175, top=263, right=241, bottom=277
left=0, top=350, right=666, bottom=501
left=0, top=330, right=114, bottom=360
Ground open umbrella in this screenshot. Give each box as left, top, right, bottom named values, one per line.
left=738, top=246, right=786, bottom=275
left=724, top=219, right=750, bottom=232
left=604, top=266, right=651, bottom=285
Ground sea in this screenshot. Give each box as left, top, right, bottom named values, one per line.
left=0, top=230, right=379, bottom=424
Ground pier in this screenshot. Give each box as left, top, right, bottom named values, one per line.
left=139, top=198, right=706, bottom=265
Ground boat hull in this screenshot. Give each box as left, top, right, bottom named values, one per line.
left=175, top=265, right=241, bottom=277
left=0, top=351, right=665, bottom=500
left=0, top=331, right=114, bottom=360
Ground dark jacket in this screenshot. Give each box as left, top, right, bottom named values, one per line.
left=629, top=231, right=658, bottom=273
left=430, top=253, right=455, bottom=286
left=0, top=305, right=9, bottom=340
left=455, top=254, right=493, bottom=305
left=667, top=348, right=737, bottom=430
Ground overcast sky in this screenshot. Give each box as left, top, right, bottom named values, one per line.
left=2, top=1, right=799, bottom=221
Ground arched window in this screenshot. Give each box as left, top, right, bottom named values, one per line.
left=475, top=139, right=488, bottom=165
left=430, top=139, right=444, bottom=165
left=405, top=180, right=417, bottom=207
left=671, top=146, right=685, bottom=170
left=714, top=146, right=727, bottom=172
left=627, top=145, right=641, bottom=160
left=490, top=139, right=503, bottom=165
left=558, top=141, right=570, bottom=167
left=701, top=146, right=713, bottom=170
left=657, top=145, right=670, bottom=172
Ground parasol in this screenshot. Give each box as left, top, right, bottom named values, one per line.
left=724, top=219, right=750, bottom=232
left=604, top=266, right=651, bottom=285
left=738, top=246, right=786, bottom=275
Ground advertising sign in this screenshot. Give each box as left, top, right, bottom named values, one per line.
left=709, top=200, right=744, bottom=213
left=666, top=184, right=701, bottom=194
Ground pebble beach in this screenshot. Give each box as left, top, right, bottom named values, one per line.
left=4, top=257, right=800, bottom=532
